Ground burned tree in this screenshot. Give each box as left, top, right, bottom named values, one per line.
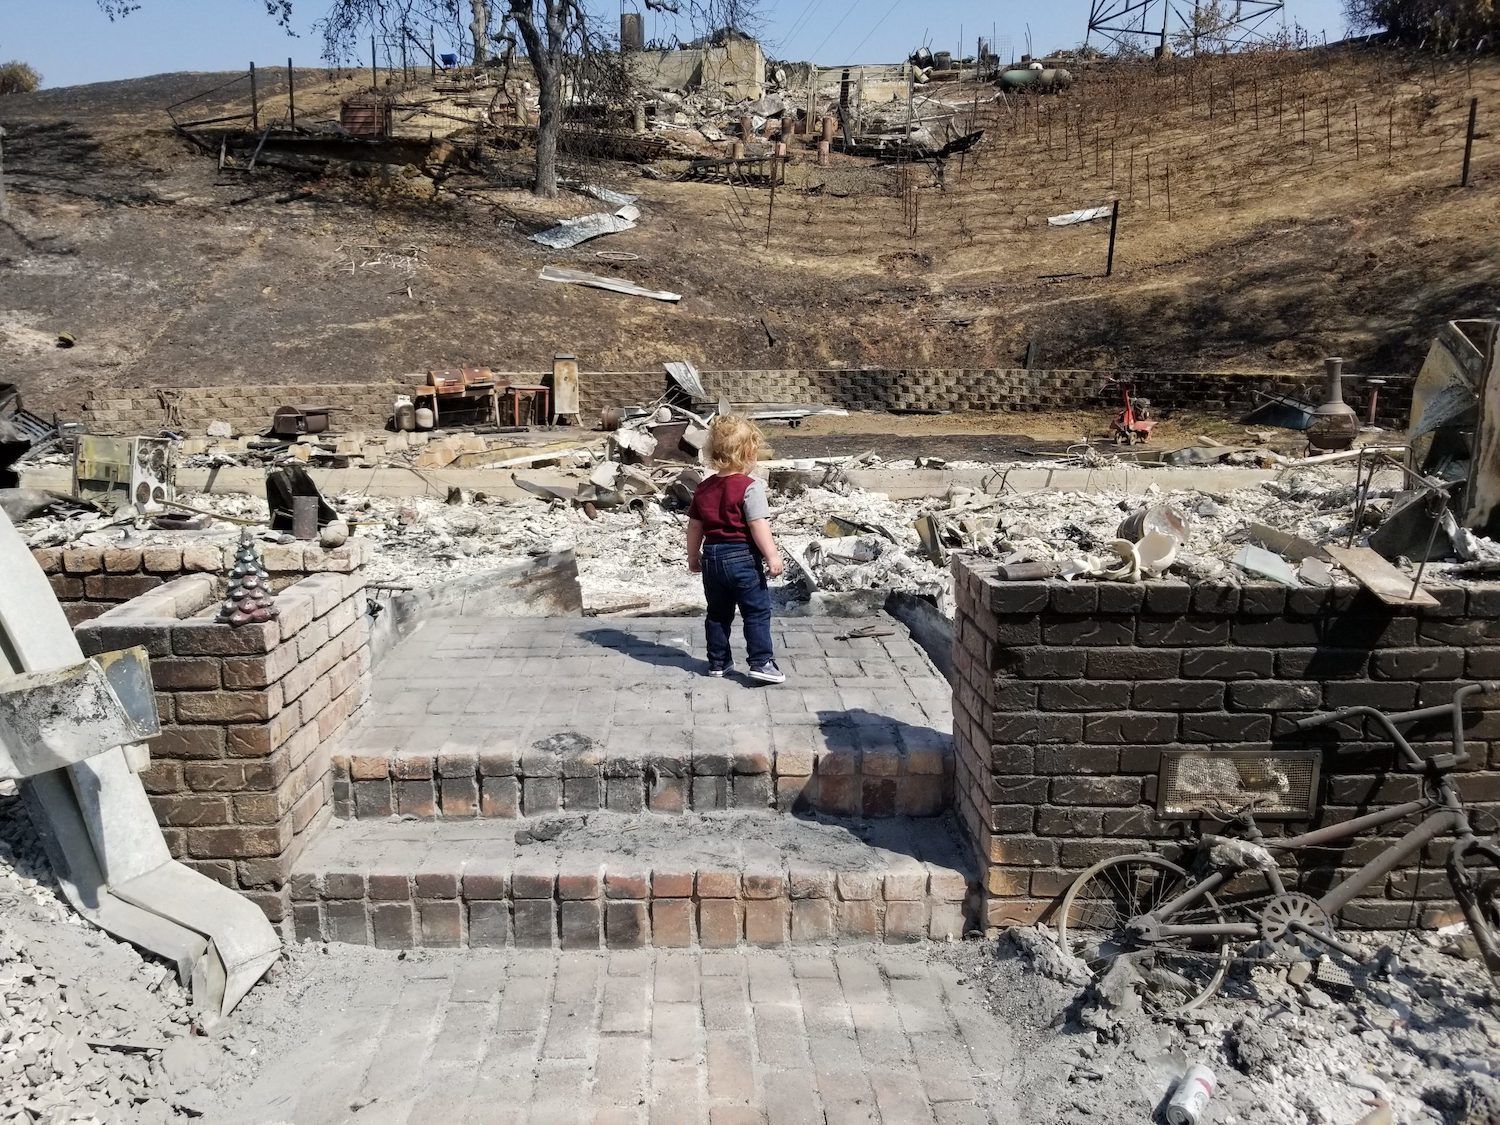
left=95, top=0, right=296, bottom=25
left=506, top=0, right=587, bottom=198
left=320, top=0, right=493, bottom=70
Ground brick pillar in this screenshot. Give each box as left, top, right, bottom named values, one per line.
left=75, top=543, right=374, bottom=925
left=951, top=557, right=1500, bottom=935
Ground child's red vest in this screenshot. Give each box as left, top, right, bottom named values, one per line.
left=689, top=474, right=754, bottom=543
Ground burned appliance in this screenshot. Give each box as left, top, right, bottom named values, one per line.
left=270, top=405, right=333, bottom=439
left=72, top=435, right=175, bottom=512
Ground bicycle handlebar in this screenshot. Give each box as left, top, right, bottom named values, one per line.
left=1293, top=682, right=1498, bottom=770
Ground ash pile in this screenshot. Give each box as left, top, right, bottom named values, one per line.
left=0, top=789, right=269, bottom=1124
left=953, top=924, right=1500, bottom=1125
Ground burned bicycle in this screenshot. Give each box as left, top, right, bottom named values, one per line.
left=1056, top=683, right=1500, bottom=1011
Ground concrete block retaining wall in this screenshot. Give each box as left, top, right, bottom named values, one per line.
left=951, top=557, right=1500, bottom=933
left=73, top=558, right=374, bottom=924
left=55, top=367, right=1399, bottom=436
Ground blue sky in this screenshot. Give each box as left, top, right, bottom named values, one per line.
left=3, top=0, right=1349, bottom=89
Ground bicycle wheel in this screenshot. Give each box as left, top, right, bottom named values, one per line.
left=1057, top=853, right=1234, bottom=1013
left=1451, top=841, right=1500, bottom=988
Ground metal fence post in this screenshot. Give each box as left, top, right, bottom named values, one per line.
left=1462, top=97, right=1479, bottom=187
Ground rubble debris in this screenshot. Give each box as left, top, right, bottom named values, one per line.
left=1232, top=543, right=1301, bottom=587
left=1245, top=522, right=1329, bottom=563
left=538, top=265, right=681, bottom=303
left=265, top=465, right=336, bottom=532
left=1324, top=544, right=1439, bottom=608
left=1368, top=484, right=1457, bottom=562
left=954, top=917, right=1500, bottom=1125
left=1299, top=556, right=1335, bottom=586
left=0, top=488, right=92, bottom=524
left=1241, top=390, right=1316, bottom=432
left=1, top=385, right=61, bottom=489
left=1406, top=319, right=1500, bottom=540
left=73, top=435, right=175, bottom=513
left=1048, top=204, right=1113, bottom=227
left=664, top=360, right=710, bottom=403
left=529, top=204, right=641, bottom=249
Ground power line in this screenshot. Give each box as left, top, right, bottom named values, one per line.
left=806, top=0, right=862, bottom=61
left=776, top=0, right=823, bottom=50
left=845, top=0, right=901, bottom=62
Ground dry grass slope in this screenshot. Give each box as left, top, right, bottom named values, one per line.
left=0, top=45, right=1495, bottom=415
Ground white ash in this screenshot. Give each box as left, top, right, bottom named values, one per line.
left=13, top=466, right=1448, bottom=618
left=947, top=924, right=1500, bottom=1125
left=0, top=788, right=274, bottom=1124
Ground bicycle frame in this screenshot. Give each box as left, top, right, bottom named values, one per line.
left=1145, top=795, right=1468, bottom=941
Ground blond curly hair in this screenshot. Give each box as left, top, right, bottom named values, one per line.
left=705, top=414, right=770, bottom=473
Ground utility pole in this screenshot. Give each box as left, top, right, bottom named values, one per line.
left=0, top=126, right=7, bottom=219
left=287, top=58, right=296, bottom=129
left=249, top=62, right=258, bottom=131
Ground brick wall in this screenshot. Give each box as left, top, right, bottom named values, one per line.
left=951, top=557, right=1500, bottom=934
left=74, top=549, right=373, bottom=925
left=33, top=539, right=358, bottom=626
left=55, top=367, right=1399, bottom=436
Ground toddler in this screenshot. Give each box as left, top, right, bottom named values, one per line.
left=686, top=415, right=786, bottom=683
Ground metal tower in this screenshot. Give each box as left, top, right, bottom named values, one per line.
left=1084, top=0, right=1287, bottom=55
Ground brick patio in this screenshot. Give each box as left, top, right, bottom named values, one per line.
left=218, top=948, right=1006, bottom=1125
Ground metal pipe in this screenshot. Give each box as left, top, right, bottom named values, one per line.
left=1155, top=922, right=1259, bottom=940
left=1154, top=869, right=1228, bottom=918
left=1319, top=809, right=1462, bottom=916
left=1411, top=487, right=1448, bottom=598
left=1287, top=921, right=1366, bottom=959
left=1272, top=798, right=1435, bottom=850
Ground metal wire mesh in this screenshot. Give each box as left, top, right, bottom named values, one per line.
left=1157, top=749, right=1321, bottom=819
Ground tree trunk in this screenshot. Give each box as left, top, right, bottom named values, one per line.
left=534, top=59, right=562, bottom=198
left=470, top=0, right=489, bottom=67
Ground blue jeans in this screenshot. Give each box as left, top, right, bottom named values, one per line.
left=701, top=542, right=774, bottom=669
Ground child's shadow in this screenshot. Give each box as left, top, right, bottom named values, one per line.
left=580, top=627, right=707, bottom=673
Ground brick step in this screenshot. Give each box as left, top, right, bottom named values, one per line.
left=335, top=615, right=954, bottom=821
left=332, top=721, right=953, bottom=821
left=288, top=811, right=976, bottom=950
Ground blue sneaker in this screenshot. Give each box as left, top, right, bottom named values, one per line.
left=707, top=664, right=730, bottom=678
